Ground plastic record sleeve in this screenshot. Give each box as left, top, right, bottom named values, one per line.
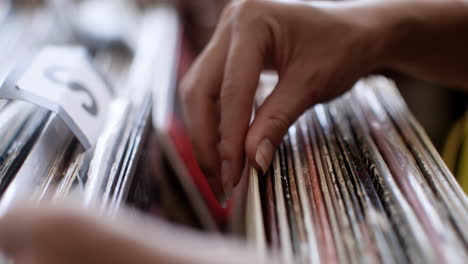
left=314, top=104, right=370, bottom=263
left=343, top=93, right=435, bottom=264
left=352, top=81, right=462, bottom=263
left=371, top=77, right=468, bottom=245
left=299, top=116, right=337, bottom=263
left=288, top=123, right=320, bottom=264
left=306, top=111, right=348, bottom=263
left=327, top=101, right=407, bottom=264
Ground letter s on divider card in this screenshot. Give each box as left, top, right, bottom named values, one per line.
left=0, top=45, right=114, bottom=149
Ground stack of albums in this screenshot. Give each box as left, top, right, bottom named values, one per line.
left=0, top=2, right=467, bottom=264
left=245, top=76, right=468, bottom=264
left=0, top=2, right=181, bottom=215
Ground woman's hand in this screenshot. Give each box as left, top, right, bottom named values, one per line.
left=0, top=203, right=266, bottom=264
left=0, top=206, right=162, bottom=264
left=181, top=0, right=382, bottom=195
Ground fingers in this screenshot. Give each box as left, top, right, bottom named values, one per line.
left=245, top=73, right=317, bottom=174
left=0, top=204, right=272, bottom=264
left=178, top=0, right=229, bottom=52
left=0, top=206, right=65, bottom=260
left=0, top=205, right=153, bottom=264
left=0, top=214, right=24, bottom=258
left=180, top=8, right=233, bottom=199
left=218, top=28, right=266, bottom=193
left=183, top=1, right=271, bottom=196
left=0, top=206, right=48, bottom=260
left=183, top=1, right=273, bottom=194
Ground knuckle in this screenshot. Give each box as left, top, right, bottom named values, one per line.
left=220, top=76, right=236, bottom=103
left=304, top=70, right=327, bottom=103
left=304, top=69, right=323, bottom=87
left=234, top=0, right=259, bottom=15
left=230, top=0, right=266, bottom=29
left=218, top=140, right=234, bottom=162
left=218, top=133, right=244, bottom=162
left=266, top=111, right=291, bottom=135
left=180, top=80, right=197, bottom=108
left=220, top=1, right=236, bottom=21
left=179, top=76, right=192, bottom=97
left=245, top=134, right=259, bottom=160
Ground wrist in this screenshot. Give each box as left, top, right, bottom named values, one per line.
left=332, top=1, right=412, bottom=73
left=346, top=1, right=425, bottom=72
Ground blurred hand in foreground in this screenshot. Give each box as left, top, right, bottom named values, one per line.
left=0, top=202, right=266, bottom=264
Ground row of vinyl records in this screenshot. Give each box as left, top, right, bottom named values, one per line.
left=0, top=2, right=467, bottom=264
left=244, top=76, right=468, bottom=264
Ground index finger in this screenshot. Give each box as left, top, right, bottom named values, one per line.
left=218, top=28, right=266, bottom=193
left=180, top=8, right=233, bottom=199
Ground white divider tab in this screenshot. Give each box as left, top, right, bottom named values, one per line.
left=0, top=46, right=113, bottom=149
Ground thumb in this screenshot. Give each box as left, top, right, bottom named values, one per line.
left=245, top=75, right=315, bottom=174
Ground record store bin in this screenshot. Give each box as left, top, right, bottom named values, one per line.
left=0, top=1, right=466, bottom=264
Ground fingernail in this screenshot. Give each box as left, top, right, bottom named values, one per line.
left=255, top=139, right=274, bottom=174
left=221, top=160, right=233, bottom=198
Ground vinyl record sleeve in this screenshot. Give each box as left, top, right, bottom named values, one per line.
left=278, top=143, right=301, bottom=255
left=344, top=94, right=434, bottom=264
left=371, top=78, right=468, bottom=245
left=272, top=150, right=295, bottom=264
left=283, top=135, right=311, bottom=263
left=264, top=169, right=280, bottom=250
left=307, top=112, right=348, bottom=263
left=327, top=102, right=406, bottom=264
left=352, top=82, right=456, bottom=263
left=0, top=103, right=50, bottom=195
left=0, top=113, right=73, bottom=215
left=288, top=123, right=320, bottom=264
left=299, top=116, right=337, bottom=263
left=151, top=6, right=227, bottom=229
left=245, top=168, right=267, bottom=261
left=314, top=105, right=362, bottom=264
